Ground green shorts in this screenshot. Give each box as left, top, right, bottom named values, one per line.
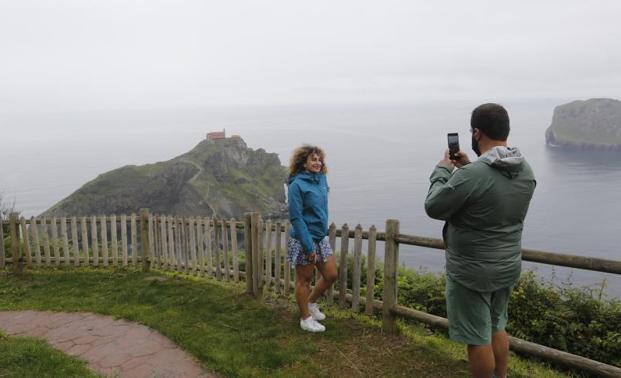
left=445, top=274, right=512, bottom=345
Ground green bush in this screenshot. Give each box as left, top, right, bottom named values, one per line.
left=370, top=263, right=621, bottom=366
left=509, top=272, right=621, bottom=366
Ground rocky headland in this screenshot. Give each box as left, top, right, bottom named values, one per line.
left=545, top=98, right=621, bottom=151
left=43, top=136, right=287, bottom=219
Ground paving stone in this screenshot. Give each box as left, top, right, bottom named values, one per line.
left=73, top=335, right=99, bottom=345
left=67, top=343, right=92, bottom=357
left=0, top=311, right=216, bottom=378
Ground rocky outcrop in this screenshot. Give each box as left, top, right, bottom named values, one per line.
left=43, top=137, right=287, bottom=219
left=545, top=98, right=621, bottom=151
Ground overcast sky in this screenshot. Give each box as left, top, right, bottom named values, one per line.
left=1, top=0, right=620, bottom=112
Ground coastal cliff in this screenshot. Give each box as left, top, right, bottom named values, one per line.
left=43, top=136, right=287, bottom=219
left=545, top=98, right=621, bottom=150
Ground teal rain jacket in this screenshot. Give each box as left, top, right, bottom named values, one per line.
left=425, top=146, right=536, bottom=292
left=287, top=172, right=329, bottom=254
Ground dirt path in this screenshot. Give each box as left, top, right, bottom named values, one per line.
left=0, top=310, right=216, bottom=378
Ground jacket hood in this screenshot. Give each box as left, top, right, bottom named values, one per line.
left=479, top=146, right=525, bottom=178
left=288, top=171, right=322, bottom=185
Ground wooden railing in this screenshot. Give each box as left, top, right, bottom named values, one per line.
left=2, top=211, right=621, bottom=376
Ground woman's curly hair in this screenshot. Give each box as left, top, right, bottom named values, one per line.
left=288, top=145, right=327, bottom=176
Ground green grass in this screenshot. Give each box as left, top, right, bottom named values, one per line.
left=0, top=268, right=572, bottom=377
left=0, top=332, right=99, bottom=378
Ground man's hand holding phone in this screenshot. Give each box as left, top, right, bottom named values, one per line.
left=451, top=150, right=470, bottom=168
left=446, top=132, right=471, bottom=168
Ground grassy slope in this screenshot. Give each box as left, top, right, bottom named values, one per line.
left=0, top=268, right=571, bottom=378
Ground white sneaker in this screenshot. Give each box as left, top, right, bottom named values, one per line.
left=300, top=316, right=326, bottom=333
left=308, top=302, right=326, bottom=321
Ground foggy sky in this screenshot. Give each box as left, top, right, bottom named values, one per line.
left=1, top=0, right=620, bottom=112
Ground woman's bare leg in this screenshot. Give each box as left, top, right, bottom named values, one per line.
left=295, top=264, right=315, bottom=318
left=309, top=256, right=338, bottom=303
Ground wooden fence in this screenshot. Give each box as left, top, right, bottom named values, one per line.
left=2, top=211, right=621, bottom=376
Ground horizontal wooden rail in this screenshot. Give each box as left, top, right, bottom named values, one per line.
left=395, top=233, right=621, bottom=275
left=335, top=228, right=387, bottom=241
left=396, top=234, right=444, bottom=248
left=521, top=248, right=621, bottom=275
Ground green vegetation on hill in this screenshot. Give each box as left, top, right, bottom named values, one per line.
left=43, top=137, right=287, bottom=219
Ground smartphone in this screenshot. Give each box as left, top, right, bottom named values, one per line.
left=447, top=133, right=459, bottom=160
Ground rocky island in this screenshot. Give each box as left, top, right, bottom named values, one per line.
left=43, top=135, right=287, bottom=219
left=545, top=98, right=621, bottom=151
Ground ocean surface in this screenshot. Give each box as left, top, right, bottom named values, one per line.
left=1, top=101, right=620, bottom=298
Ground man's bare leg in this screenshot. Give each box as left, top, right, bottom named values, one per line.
left=467, top=344, right=495, bottom=378
left=492, top=330, right=509, bottom=378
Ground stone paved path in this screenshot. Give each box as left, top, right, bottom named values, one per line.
left=0, top=310, right=216, bottom=378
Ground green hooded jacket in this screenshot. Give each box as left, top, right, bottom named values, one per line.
left=425, top=146, right=536, bottom=292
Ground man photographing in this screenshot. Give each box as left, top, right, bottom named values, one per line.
left=425, top=103, right=536, bottom=378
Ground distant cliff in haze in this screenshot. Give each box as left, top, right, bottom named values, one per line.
left=545, top=98, right=621, bottom=151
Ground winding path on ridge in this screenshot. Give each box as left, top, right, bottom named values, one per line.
left=0, top=310, right=216, bottom=378
left=180, top=158, right=217, bottom=216
left=181, top=158, right=204, bottom=184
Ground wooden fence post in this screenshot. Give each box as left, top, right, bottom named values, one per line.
left=44, top=217, right=52, bottom=265
left=71, top=217, right=79, bottom=266
left=383, top=219, right=400, bottom=334
left=250, top=212, right=262, bottom=298
left=265, top=220, right=272, bottom=288
left=230, top=218, right=239, bottom=282
left=90, top=216, right=99, bottom=267
left=222, top=219, right=229, bottom=281
left=338, top=224, right=349, bottom=308
left=352, top=224, right=363, bottom=312
left=244, top=213, right=253, bottom=294
left=258, top=219, right=264, bottom=289
left=61, top=217, right=70, bottom=265
left=167, top=216, right=175, bottom=271
left=327, top=223, right=336, bottom=305
left=121, top=215, right=128, bottom=267
left=140, top=209, right=151, bottom=272
left=20, top=217, right=32, bottom=268
left=284, top=222, right=291, bottom=295
left=365, top=225, right=377, bottom=315
left=274, top=221, right=282, bottom=293
left=100, top=216, right=108, bottom=266
left=9, top=213, right=22, bottom=274
left=189, top=217, right=197, bottom=275
left=0, top=216, right=5, bottom=269
left=161, top=216, right=169, bottom=271
left=214, top=218, right=221, bottom=279
left=131, top=214, right=138, bottom=266
left=205, top=217, right=213, bottom=276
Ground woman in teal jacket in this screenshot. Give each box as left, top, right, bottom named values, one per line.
left=287, top=145, right=338, bottom=333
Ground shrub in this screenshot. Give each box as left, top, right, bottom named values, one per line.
left=370, top=263, right=620, bottom=366
left=509, top=272, right=621, bottom=366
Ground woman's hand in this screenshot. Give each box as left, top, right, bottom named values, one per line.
left=307, top=253, right=317, bottom=262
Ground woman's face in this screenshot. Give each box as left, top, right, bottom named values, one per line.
left=305, top=153, right=323, bottom=173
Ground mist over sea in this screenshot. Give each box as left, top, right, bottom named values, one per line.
left=2, top=100, right=620, bottom=297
